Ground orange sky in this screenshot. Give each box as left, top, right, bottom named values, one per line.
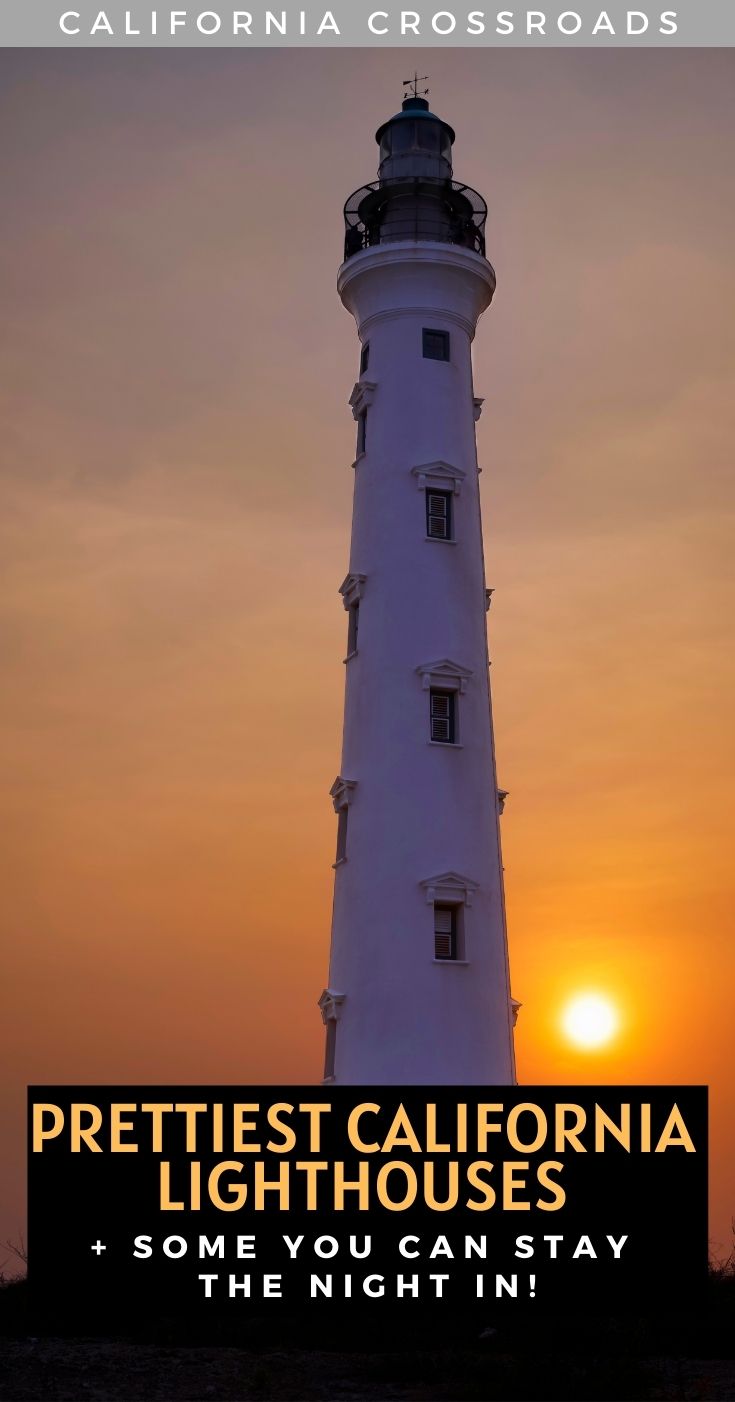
left=1, top=49, right=733, bottom=1259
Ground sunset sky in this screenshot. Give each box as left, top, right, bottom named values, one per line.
left=1, top=49, right=733, bottom=1257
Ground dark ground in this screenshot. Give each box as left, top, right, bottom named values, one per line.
left=1, top=1275, right=733, bottom=1401
left=2, top=1338, right=735, bottom=1401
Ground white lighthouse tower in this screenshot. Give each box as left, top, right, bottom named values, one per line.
left=319, top=87, right=517, bottom=1086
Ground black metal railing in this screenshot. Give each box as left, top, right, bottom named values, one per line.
left=343, top=177, right=488, bottom=262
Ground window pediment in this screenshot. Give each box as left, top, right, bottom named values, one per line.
left=349, top=381, right=376, bottom=420
left=411, top=460, right=466, bottom=495
left=330, top=776, right=357, bottom=812
left=318, top=988, right=345, bottom=1024
left=339, top=573, right=367, bottom=610
left=420, top=871, right=479, bottom=908
left=416, top=659, right=473, bottom=694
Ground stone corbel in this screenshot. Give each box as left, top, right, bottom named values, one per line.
left=497, top=789, right=508, bottom=814
left=473, top=396, right=485, bottom=422
left=510, top=998, right=522, bottom=1028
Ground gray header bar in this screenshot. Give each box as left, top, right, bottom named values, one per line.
left=1, top=2, right=734, bottom=47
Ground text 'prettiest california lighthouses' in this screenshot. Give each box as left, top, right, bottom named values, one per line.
left=319, top=85, right=518, bottom=1086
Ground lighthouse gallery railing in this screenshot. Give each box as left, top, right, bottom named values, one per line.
left=343, top=177, right=488, bottom=261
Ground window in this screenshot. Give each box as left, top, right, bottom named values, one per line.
left=347, top=601, right=359, bottom=657
left=340, top=574, right=366, bottom=654
left=349, top=382, right=375, bottom=457
left=426, top=489, right=452, bottom=540
left=430, top=690, right=456, bottom=744
left=360, top=342, right=370, bottom=375
left=434, top=905, right=457, bottom=960
left=324, top=1020, right=337, bottom=1080
left=423, top=328, right=450, bottom=362
left=356, top=410, right=367, bottom=456
left=318, top=988, right=344, bottom=1078
left=330, top=777, right=356, bottom=853
left=421, top=874, right=477, bottom=956
left=335, top=807, right=348, bottom=863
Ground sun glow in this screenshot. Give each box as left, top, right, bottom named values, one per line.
left=561, top=993, right=619, bottom=1050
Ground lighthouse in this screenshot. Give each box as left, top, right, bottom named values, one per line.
left=318, top=87, right=517, bottom=1086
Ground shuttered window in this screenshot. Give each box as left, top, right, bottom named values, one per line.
left=336, top=807, right=348, bottom=863
left=426, top=489, right=452, bottom=540
left=347, top=601, right=359, bottom=656
left=430, top=690, right=456, bottom=744
left=423, top=328, right=450, bottom=361
left=434, top=905, right=457, bottom=960
left=324, top=1020, right=337, bottom=1080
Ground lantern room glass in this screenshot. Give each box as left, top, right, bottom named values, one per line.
left=379, top=120, right=452, bottom=166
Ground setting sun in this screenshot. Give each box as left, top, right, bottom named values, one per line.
left=561, top=994, right=620, bottom=1051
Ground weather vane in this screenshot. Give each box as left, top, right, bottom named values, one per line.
left=403, top=72, right=429, bottom=100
